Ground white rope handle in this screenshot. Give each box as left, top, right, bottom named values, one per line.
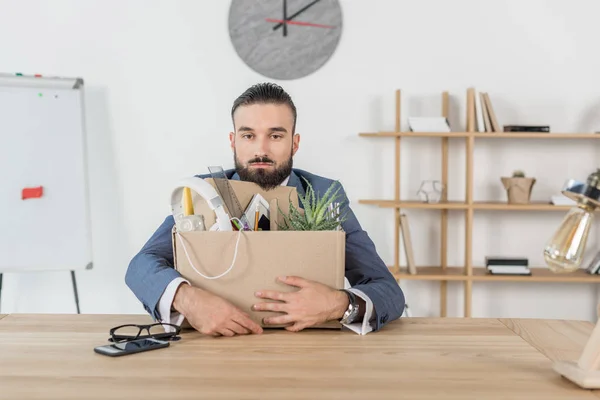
left=175, top=229, right=243, bottom=280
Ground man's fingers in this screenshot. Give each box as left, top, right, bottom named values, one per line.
left=254, top=290, right=288, bottom=302
left=227, top=321, right=250, bottom=335
left=277, top=275, right=308, bottom=288
left=285, top=322, right=306, bottom=332
left=218, top=328, right=236, bottom=337
left=234, top=313, right=263, bottom=334
left=252, top=301, right=286, bottom=312
left=263, top=314, right=295, bottom=326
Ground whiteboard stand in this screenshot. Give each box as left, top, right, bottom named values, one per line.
left=70, top=271, right=80, bottom=314
left=0, top=271, right=80, bottom=314
left=0, top=73, right=92, bottom=314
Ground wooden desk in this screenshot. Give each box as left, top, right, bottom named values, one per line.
left=0, top=314, right=599, bottom=399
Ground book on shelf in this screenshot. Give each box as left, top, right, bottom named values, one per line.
left=483, top=93, right=501, bottom=132
left=485, top=256, right=531, bottom=275
left=485, top=256, right=528, bottom=266
left=474, top=89, right=485, bottom=132
left=503, top=125, right=550, bottom=133
left=400, top=213, right=416, bottom=274
left=480, top=92, right=492, bottom=133
left=469, top=88, right=501, bottom=133
left=487, top=265, right=532, bottom=276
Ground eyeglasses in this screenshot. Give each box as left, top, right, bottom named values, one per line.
left=108, top=323, right=182, bottom=343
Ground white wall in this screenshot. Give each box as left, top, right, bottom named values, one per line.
left=1, top=0, right=600, bottom=321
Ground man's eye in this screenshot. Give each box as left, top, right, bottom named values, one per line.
left=242, top=134, right=253, bottom=139
left=271, top=135, right=282, bottom=139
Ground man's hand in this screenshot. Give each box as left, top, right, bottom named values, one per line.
left=173, top=284, right=263, bottom=337
left=252, top=276, right=349, bottom=332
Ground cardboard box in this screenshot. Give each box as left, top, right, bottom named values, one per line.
left=172, top=179, right=346, bottom=329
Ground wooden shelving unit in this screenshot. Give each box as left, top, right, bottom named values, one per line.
left=359, top=89, right=600, bottom=318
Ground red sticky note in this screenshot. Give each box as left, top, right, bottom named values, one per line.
left=22, top=186, right=44, bottom=200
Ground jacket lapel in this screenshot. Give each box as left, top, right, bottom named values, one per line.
left=286, top=171, right=306, bottom=200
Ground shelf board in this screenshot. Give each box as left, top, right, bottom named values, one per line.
left=471, top=267, right=600, bottom=282
left=360, top=131, right=600, bottom=139
left=472, top=132, right=600, bottom=139
left=473, top=201, right=573, bottom=211
left=358, top=200, right=468, bottom=209
left=359, top=200, right=574, bottom=211
left=359, top=131, right=468, bottom=138
left=391, top=266, right=600, bottom=283
left=391, top=266, right=468, bottom=281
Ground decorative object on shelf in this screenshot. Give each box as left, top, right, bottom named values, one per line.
left=501, top=170, right=536, bottom=204
left=228, top=0, right=343, bottom=80
left=416, top=180, right=445, bottom=203
left=543, top=169, right=600, bottom=273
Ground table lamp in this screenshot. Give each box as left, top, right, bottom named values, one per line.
left=544, top=168, right=600, bottom=388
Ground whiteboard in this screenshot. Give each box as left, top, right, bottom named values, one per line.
left=0, top=73, right=92, bottom=272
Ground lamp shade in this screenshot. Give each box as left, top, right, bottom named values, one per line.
left=543, top=170, right=600, bottom=272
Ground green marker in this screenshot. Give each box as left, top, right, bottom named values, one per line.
left=16, top=73, right=23, bottom=76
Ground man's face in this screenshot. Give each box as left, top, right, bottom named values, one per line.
left=230, top=103, right=300, bottom=190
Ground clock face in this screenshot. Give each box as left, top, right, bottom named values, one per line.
left=228, top=0, right=343, bottom=80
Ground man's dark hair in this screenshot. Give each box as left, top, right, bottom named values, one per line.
left=231, top=82, right=297, bottom=133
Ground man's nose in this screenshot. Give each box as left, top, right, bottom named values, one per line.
left=254, top=136, right=269, bottom=156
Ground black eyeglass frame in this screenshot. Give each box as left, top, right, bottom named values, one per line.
left=108, top=323, right=182, bottom=343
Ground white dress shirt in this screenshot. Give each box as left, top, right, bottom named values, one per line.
left=158, top=175, right=375, bottom=335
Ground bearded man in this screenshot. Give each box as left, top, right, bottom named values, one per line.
left=125, top=83, right=405, bottom=337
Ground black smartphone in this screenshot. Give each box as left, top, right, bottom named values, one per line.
left=94, top=337, right=170, bottom=357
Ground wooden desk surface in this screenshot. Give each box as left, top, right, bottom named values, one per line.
left=0, top=314, right=598, bottom=399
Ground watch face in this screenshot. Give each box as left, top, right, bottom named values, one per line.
left=342, top=304, right=358, bottom=324
left=228, top=0, right=343, bottom=80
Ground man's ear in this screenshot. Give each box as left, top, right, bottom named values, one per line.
left=292, top=133, right=300, bottom=156
left=229, top=132, right=235, bottom=151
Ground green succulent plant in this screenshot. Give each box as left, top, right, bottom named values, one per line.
left=278, top=178, right=347, bottom=231
left=512, top=170, right=526, bottom=178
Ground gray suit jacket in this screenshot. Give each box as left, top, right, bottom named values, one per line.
left=125, top=168, right=405, bottom=331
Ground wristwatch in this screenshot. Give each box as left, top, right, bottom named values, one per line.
left=339, top=289, right=359, bottom=324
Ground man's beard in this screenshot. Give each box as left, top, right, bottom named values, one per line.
left=234, top=151, right=293, bottom=190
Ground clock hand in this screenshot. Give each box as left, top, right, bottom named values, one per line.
left=272, top=0, right=321, bottom=31
left=266, top=18, right=335, bottom=29
left=282, top=0, right=288, bottom=37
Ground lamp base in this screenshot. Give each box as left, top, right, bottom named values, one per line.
left=553, top=361, right=600, bottom=388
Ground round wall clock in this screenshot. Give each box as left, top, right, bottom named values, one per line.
left=228, top=0, right=343, bottom=80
